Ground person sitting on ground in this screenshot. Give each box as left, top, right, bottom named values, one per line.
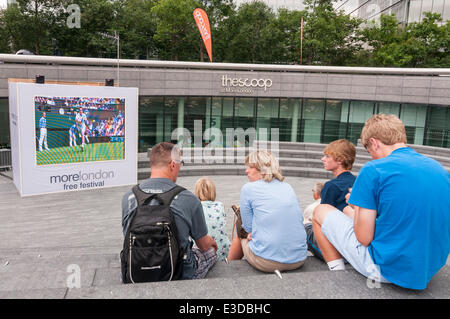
left=227, top=150, right=308, bottom=273
left=194, top=177, right=230, bottom=261
left=122, top=142, right=218, bottom=280
left=304, top=139, right=356, bottom=261
left=313, top=114, right=450, bottom=290
left=302, top=182, right=324, bottom=225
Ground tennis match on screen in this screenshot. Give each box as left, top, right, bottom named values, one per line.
left=35, top=96, right=125, bottom=166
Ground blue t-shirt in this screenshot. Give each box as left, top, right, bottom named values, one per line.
left=240, top=179, right=308, bottom=264
left=321, top=171, right=356, bottom=211
left=349, top=147, right=450, bottom=290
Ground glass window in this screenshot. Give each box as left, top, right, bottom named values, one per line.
left=138, top=97, right=164, bottom=152
left=422, top=0, right=433, bottom=15
left=322, top=100, right=348, bottom=144
left=184, top=97, right=208, bottom=147
left=425, top=105, right=450, bottom=148
left=347, top=101, right=375, bottom=145
left=376, top=102, right=400, bottom=116
left=233, top=98, right=255, bottom=147
left=163, top=97, right=179, bottom=143
left=408, top=0, right=423, bottom=23
left=0, top=98, right=9, bottom=148
left=400, top=103, right=427, bottom=145
left=300, top=99, right=325, bottom=143
left=432, top=0, right=445, bottom=15
left=279, top=98, right=301, bottom=142
left=256, top=98, right=279, bottom=142
left=443, top=0, right=450, bottom=20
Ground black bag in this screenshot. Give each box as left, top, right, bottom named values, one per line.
left=120, top=185, right=185, bottom=284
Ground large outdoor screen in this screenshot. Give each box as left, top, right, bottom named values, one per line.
left=34, top=96, right=125, bottom=166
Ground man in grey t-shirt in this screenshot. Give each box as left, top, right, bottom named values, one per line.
left=122, top=142, right=218, bottom=280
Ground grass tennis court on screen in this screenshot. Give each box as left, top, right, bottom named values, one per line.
left=36, top=142, right=124, bottom=165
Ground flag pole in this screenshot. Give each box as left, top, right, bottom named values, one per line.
left=300, top=16, right=303, bottom=65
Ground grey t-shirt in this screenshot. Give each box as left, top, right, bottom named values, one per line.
left=121, top=178, right=208, bottom=279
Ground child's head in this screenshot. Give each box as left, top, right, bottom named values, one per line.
left=194, top=177, right=216, bottom=201
left=323, top=139, right=356, bottom=171
left=312, top=182, right=324, bottom=200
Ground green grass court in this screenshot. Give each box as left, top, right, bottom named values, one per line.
left=36, top=142, right=124, bottom=165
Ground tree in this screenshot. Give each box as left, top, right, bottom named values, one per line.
left=302, top=0, right=362, bottom=65
left=361, top=12, right=450, bottom=67
left=0, top=10, right=10, bottom=53
left=152, top=0, right=202, bottom=61
left=407, top=12, right=450, bottom=67
left=272, top=8, right=305, bottom=64
left=1, top=0, right=66, bottom=55
left=115, top=0, right=157, bottom=60
left=222, top=1, right=284, bottom=63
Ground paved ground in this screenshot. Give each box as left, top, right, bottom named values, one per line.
left=0, top=170, right=448, bottom=299
left=0, top=171, right=326, bottom=255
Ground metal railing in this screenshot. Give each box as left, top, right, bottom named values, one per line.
left=0, top=149, right=11, bottom=170
left=1, top=54, right=450, bottom=76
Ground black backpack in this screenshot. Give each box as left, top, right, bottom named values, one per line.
left=120, top=185, right=186, bottom=284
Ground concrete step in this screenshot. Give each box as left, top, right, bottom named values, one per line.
left=65, top=265, right=450, bottom=299
left=0, top=247, right=448, bottom=299
left=137, top=166, right=338, bottom=180
left=0, top=251, right=329, bottom=292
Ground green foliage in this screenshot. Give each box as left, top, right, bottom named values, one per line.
left=0, top=0, right=448, bottom=67
left=302, top=0, right=362, bottom=65
left=361, top=12, right=449, bottom=67
left=221, top=1, right=282, bottom=63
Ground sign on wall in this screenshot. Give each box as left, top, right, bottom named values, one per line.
left=8, top=80, right=138, bottom=196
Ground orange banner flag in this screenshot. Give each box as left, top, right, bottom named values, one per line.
left=193, top=8, right=212, bottom=62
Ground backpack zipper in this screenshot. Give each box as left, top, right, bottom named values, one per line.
left=129, top=235, right=136, bottom=284
left=165, top=224, right=175, bottom=281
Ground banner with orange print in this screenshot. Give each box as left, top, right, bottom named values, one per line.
left=193, top=8, right=212, bottom=62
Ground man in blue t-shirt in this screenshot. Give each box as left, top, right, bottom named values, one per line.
left=313, top=114, right=450, bottom=290
left=305, top=139, right=356, bottom=261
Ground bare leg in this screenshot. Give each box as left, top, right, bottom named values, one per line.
left=227, top=236, right=244, bottom=260
left=313, top=204, right=343, bottom=263
left=342, top=205, right=355, bottom=220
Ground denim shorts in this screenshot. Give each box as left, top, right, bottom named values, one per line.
left=322, top=210, right=390, bottom=283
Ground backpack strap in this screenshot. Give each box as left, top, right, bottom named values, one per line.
left=157, top=185, right=186, bottom=206
left=132, top=185, right=161, bottom=208
left=132, top=184, right=186, bottom=208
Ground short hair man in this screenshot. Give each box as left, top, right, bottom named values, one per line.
left=305, top=139, right=356, bottom=261
left=313, top=114, right=450, bottom=290
left=122, top=142, right=218, bottom=280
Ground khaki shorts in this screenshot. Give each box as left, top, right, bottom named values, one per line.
left=241, top=239, right=305, bottom=273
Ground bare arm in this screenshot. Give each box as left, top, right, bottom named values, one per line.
left=353, top=206, right=377, bottom=247
left=195, top=234, right=218, bottom=252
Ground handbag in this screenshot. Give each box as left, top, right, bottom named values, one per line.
left=231, top=205, right=249, bottom=239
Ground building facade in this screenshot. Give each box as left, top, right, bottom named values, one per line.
left=237, top=0, right=450, bottom=24
left=0, top=55, right=449, bottom=151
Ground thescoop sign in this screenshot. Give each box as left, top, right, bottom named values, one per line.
left=221, top=75, right=273, bottom=91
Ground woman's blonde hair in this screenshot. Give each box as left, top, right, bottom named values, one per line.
left=194, top=177, right=216, bottom=201
left=245, top=150, right=284, bottom=182
left=361, top=114, right=407, bottom=149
